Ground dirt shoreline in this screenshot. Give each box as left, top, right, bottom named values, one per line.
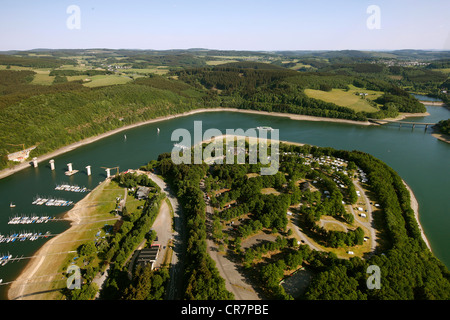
left=402, top=180, right=432, bottom=251
left=7, top=179, right=111, bottom=300
left=432, top=133, right=450, bottom=144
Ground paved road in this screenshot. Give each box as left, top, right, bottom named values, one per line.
left=151, top=200, right=172, bottom=269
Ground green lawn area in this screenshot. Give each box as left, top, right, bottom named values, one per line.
left=82, top=74, right=133, bottom=87
left=434, top=68, right=450, bottom=75
left=91, top=180, right=125, bottom=214
left=304, top=86, right=382, bottom=113
left=122, top=66, right=170, bottom=75
left=31, top=70, right=55, bottom=85
left=206, top=59, right=239, bottom=66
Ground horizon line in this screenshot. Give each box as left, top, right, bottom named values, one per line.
left=1, top=47, right=449, bottom=53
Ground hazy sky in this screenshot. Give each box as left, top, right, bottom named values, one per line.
left=1, top=0, right=449, bottom=51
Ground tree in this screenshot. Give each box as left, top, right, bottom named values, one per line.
left=79, top=241, right=96, bottom=257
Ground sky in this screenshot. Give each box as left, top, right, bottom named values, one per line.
left=0, top=0, right=449, bottom=51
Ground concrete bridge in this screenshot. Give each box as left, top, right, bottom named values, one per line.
left=368, top=118, right=436, bottom=130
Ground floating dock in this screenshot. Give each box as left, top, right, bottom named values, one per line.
left=55, top=184, right=90, bottom=193
left=32, top=197, right=73, bottom=207
left=8, top=215, right=56, bottom=225
left=64, top=170, right=79, bottom=176
left=0, top=231, right=51, bottom=244
left=1, top=254, right=12, bottom=266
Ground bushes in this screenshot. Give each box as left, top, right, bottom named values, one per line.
left=437, top=119, right=450, bottom=135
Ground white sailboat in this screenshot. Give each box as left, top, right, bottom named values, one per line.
left=9, top=202, right=15, bottom=208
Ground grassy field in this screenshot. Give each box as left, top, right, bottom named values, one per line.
left=31, top=70, right=54, bottom=85
left=260, top=187, right=281, bottom=195
left=434, top=68, right=450, bottom=75
left=304, top=86, right=382, bottom=113
left=121, top=66, right=170, bottom=75
left=82, top=74, right=133, bottom=87
left=206, top=59, right=239, bottom=66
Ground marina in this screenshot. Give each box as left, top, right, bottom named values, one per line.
left=1, top=254, right=12, bottom=266
left=54, top=184, right=90, bottom=193
left=32, top=197, right=73, bottom=207
left=8, top=215, right=56, bottom=225
left=0, top=231, right=51, bottom=245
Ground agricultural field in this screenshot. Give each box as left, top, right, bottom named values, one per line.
left=206, top=59, right=239, bottom=66
left=304, top=85, right=383, bottom=113
left=82, top=74, right=133, bottom=87
left=121, top=66, right=170, bottom=75
left=31, top=69, right=55, bottom=85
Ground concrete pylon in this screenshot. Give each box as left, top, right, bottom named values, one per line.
left=49, top=159, right=55, bottom=171
left=32, top=157, right=38, bottom=168
left=86, top=165, right=91, bottom=176
left=67, top=163, right=73, bottom=172
left=105, top=168, right=111, bottom=178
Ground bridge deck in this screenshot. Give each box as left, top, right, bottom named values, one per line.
left=367, top=118, right=436, bottom=125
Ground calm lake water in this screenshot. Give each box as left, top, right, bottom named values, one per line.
left=0, top=104, right=449, bottom=299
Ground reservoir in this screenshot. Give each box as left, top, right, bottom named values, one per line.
left=0, top=104, right=449, bottom=299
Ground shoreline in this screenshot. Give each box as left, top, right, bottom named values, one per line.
left=431, top=133, right=450, bottom=144
left=7, top=179, right=111, bottom=300
left=431, top=126, right=450, bottom=144
left=402, top=180, right=432, bottom=251
left=0, top=108, right=378, bottom=181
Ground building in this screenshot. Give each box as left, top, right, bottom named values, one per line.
left=136, top=186, right=151, bottom=200
left=135, top=245, right=160, bottom=270
left=7, top=146, right=37, bottom=162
